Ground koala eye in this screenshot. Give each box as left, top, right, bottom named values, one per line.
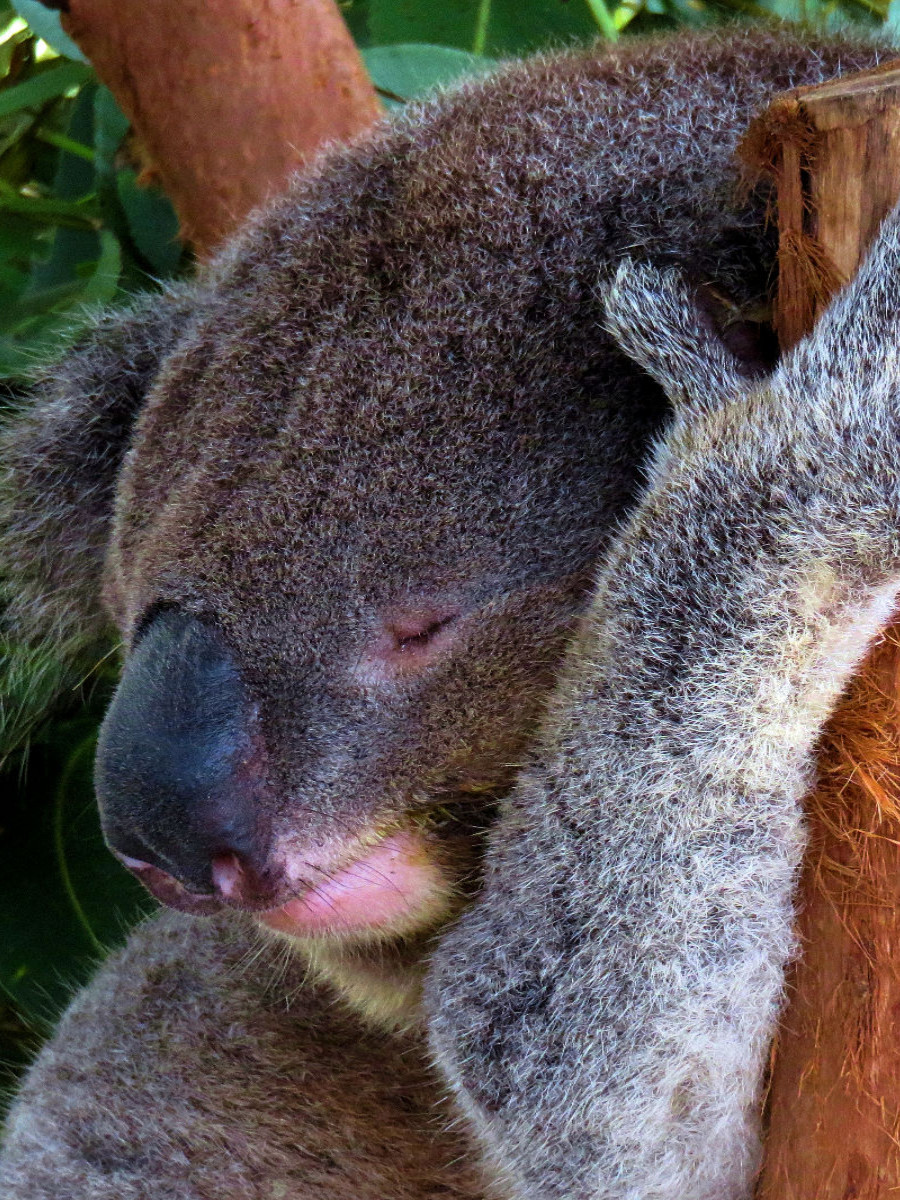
left=358, top=607, right=462, bottom=683
left=392, top=613, right=459, bottom=652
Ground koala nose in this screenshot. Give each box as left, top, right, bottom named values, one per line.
left=95, top=609, right=272, bottom=902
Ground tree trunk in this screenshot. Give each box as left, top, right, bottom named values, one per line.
left=742, top=65, right=900, bottom=1198
left=50, top=0, right=381, bottom=254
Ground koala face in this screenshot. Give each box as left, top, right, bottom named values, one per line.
left=94, top=209, right=661, bottom=945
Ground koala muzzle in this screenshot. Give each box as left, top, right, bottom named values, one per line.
left=95, top=609, right=275, bottom=911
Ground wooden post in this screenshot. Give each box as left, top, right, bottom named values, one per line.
left=51, top=0, right=382, bottom=254
left=742, top=65, right=900, bottom=350
left=741, top=66, right=900, bottom=1197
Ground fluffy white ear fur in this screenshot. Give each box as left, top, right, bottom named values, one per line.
left=599, top=260, right=754, bottom=414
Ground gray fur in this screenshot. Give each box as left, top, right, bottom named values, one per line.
left=427, top=209, right=900, bottom=1197
left=1, top=23, right=897, bottom=1200
left=1, top=912, right=490, bottom=1199
left=0, top=286, right=203, bottom=655
left=601, top=261, right=754, bottom=412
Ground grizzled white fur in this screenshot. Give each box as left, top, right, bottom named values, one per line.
left=427, top=217, right=900, bottom=1196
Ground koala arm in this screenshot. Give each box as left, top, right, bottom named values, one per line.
left=426, top=212, right=900, bottom=1199
left=0, top=911, right=487, bottom=1200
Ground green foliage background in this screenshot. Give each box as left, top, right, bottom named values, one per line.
left=0, top=0, right=896, bottom=1106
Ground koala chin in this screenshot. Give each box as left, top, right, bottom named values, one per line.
left=1, top=23, right=898, bottom=1200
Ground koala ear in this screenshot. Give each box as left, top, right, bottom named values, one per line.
left=0, top=285, right=199, bottom=656
left=599, top=260, right=773, bottom=413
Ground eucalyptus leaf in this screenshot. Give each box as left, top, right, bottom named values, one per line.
left=659, top=0, right=717, bottom=23
left=0, top=333, right=33, bottom=375
left=0, top=313, right=78, bottom=375
left=0, top=278, right=80, bottom=322
left=0, top=641, right=73, bottom=764
left=93, top=86, right=129, bottom=180
left=9, top=0, right=89, bottom=63
left=0, top=214, right=41, bottom=264
left=0, top=60, right=90, bottom=119
left=341, top=0, right=373, bottom=45
left=369, top=0, right=603, bottom=55
left=76, top=227, right=121, bottom=305
left=0, top=261, right=26, bottom=304
left=362, top=43, right=494, bottom=102
left=30, top=84, right=101, bottom=292
left=0, top=185, right=100, bottom=227
left=116, top=167, right=182, bottom=276
left=0, top=720, right=152, bottom=1026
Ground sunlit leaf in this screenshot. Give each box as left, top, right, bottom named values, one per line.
left=8, top=0, right=88, bottom=63
left=0, top=182, right=100, bottom=227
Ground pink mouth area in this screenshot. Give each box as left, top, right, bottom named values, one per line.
left=258, top=829, right=445, bottom=938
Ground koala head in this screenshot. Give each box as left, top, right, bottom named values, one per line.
left=2, top=206, right=667, bottom=968
left=1, top=51, right=778, bottom=965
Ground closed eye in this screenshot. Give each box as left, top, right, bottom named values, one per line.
left=394, top=613, right=458, bottom=651
left=357, top=607, right=463, bottom=684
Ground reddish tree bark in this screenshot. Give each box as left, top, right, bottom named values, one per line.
left=52, top=0, right=381, bottom=254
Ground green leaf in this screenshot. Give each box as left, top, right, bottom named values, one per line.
left=0, top=213, right=42, bottom=265
left=1, top=279, right=85, bottom=323
left=0, top=641, right=75, bottom=765
left=0, top=181, right=100, bottom=228
left=369, top=0, right=602, bottom=56
left=92, top=85, right=129, bottom=180
left=0, top=261, right=27, bottom=306
left=659, top=0, right=718, bottom=23
left=0, top=316, right=74, bottom=375
left=29, top=83, right=101, bottom=292
left=362, top=43, right=494, bottom=102
left=0, top=720, right=152, bottom=1026
left=0, top=60, right=91, bottom=119
left=340, top=0, right=372, bottom=45
left=583, top=0, right=620, bottom=38
left=116, top=167, right=182, bottom=276
left=76, top=227, right=121, bottom=305
left=8, top=0, right=89, bottom=63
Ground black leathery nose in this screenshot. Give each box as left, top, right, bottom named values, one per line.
left=95, top=609, right=267, bottom=894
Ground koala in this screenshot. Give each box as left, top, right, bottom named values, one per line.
left=0, top=22, right=897, bottom=1200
